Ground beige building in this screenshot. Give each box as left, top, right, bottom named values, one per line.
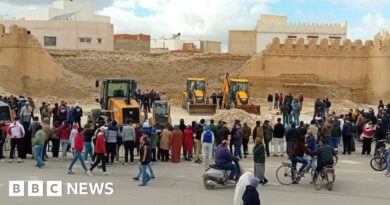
left=0, top=20, right=113, bottom=51
left=0, top=0, right=113, bottom=51
left=229, top=14, right=347, bottom=54
left=151, top=36, right=221, bottom=53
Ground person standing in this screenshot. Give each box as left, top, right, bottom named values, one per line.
left=68, top=128, right=91, bottom=175
left=330, top=119, right=341, bottom=151
left=72, top=103, right=83, bottom=128
left=263, top=120, right=273, bottom=157
left=58, top=121, right=71, bottom=160
left=33, top=125, right=46, bottom=168
left=233, top=123, right=243, bottom=159
left=183, top=125, right=194, bottom=161
left=267, top=94, right=273, bottom=111
left=83, top=122, right=95, bottom=163
left=342, top=117, right=353, bottom=155
left=361, top=120, right=375, bottom=156
left=253, top=137, right=267, bottom=185
left=7, top=117, right=25, bottom=163
left=138, top=136, right=152, bottom=186
left=281, top=103, right=290, bottom=126
left=201, top=125, right=215, bottom=166
left=273, top=118, right=285, bottom=157
left=274, top=91, right=279, bottom=109
left=209, top=119, right=217, bottom=156
left=252, top=121, right=263, bottom=144
left=217, top=121, right=230, bottom=146
left=51, top=103, right=59, bottom=126
left=150, top=128, right=159, bottom=162
left=49, top=121, right=61, bottom=160
left=242, top=123, right=251, bottom=158
left=170, top=126, right=183, bottom=163
left=106, top=120, right=118, bottom=165
left=320, top=119, right=333, bottom=146
left=89, top=126, right=109, bottom=176
left=121, top=120, right=135, bottom=165
left=69, top=123, right=79, bottom=157
left=159, top=126, right=171, bottom=162
left=194, top=119, right=205, bottom=164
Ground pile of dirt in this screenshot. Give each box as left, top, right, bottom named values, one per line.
left=49, top=50, right=251, bottom=105
left=212, top=109, right=263, bottom=128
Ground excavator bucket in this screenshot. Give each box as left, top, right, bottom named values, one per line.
left=188, top=104, right=217, bottom=115
left=235, top=105, right=261, bottom=115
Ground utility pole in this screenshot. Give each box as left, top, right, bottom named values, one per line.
left=0, top=14, right=9, bottom=20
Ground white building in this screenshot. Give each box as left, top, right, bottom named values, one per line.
left=1, top=0, right=113, bottom=51
left=151, top=35, right=221, bottom=53
left=256, top=15, right=347, bottom=52
left=229, top=14, right=347, bottom=54
left=15, top=0, right=110, bottom=23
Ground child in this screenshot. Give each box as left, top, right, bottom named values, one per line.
left=89, top=126, right=110, bottom=176
left=68, top=127, right=91, bottom=176
left=33, top=125, right=46, bottom=168
left=253, top=137, right=267, bottom=185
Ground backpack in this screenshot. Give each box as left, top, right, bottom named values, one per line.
left=203, top=131, right=213, bottom=143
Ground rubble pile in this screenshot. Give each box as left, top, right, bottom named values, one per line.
left=212, top=109, right=263, bottom=128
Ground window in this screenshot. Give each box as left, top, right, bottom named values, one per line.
left=307, top=35, right=319, bottom=39
left=79, top=37, right=92, bottom=43
left=44, top=36, right=56, bottom=47
left=97, top=38, right=102, bottom=44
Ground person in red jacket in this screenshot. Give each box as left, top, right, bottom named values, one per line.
left=67, top=127, right=91, bottom=176
left=183, top=125, right=194, bottom=161
left=58, top=121, right=71, bottom=160
left=89, top=126, right=110, bottom=176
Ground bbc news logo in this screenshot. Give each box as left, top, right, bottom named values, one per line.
left=9, top=181, right=114, bottom=197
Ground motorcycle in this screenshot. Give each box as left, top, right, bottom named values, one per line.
left=202, top=160, right=243, bottom=190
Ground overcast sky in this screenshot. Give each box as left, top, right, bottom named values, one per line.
left=0, top=0, right=389, bottom=51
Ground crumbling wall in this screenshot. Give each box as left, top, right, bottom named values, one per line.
left=0, top=24, right=63, bottom=94
left=238, top=36, right=389, bottom=103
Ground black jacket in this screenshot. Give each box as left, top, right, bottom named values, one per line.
left=314, top=144, right=334, bottom=165
left=140, top=144, right=151, bottom=165
left=216, top=125, right=229, bottom=144
left=286, top=128, right=300, bottom=143
left=242, top=186, right=260, bottom=205
left=342, top=121, right=353, bottom=136
left=273, top=123, right=285, bottom=138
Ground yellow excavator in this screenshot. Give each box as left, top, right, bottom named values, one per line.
left=222, top=73, right=261, bottom=114
left=91, top=78, right=142, bottom=124
left=182, top=77, right=217, bottom=115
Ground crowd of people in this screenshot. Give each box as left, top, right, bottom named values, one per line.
left=1, top=94, right=390, bottom=203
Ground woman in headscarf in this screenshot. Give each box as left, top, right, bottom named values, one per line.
left=170, top=125, right=184, bottom=163
left=183, top=125, right=194, bottom=161
left=234, top=172, right=255, bottom=205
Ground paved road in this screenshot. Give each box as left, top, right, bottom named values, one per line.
left=0, top=145, right=389, bottom=205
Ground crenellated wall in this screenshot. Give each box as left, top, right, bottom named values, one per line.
left=240, top=33, right=390, bottom=103
left=0, top=24, right=63, bottom=94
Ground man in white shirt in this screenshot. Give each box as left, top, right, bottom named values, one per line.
left=7, top=117, right=25, bottom=163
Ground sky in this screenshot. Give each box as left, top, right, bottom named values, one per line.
left=0, top=0, right=389, bottom=51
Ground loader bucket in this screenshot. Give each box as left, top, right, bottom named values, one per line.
left=236, top=105, right=261, bottom=115
left=188, top=104, right=217, bottom=115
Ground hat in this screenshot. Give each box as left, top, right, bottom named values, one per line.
left=99, top=126, right=108, bottom=131
left=250, top=177, right=260, bottom=188
left=75, top=103, right=80, bottom=107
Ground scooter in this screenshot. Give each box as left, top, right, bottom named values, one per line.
left=202, top=160, right=243, bottom=190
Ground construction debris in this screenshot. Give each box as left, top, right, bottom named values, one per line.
left=212, top=109, right=263, bottom=128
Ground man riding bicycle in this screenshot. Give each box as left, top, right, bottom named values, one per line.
left=313, top=138, right=335, bottom=181
left=290, top=141, right=312, bottom=184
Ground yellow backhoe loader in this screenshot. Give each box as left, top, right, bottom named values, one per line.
left=182, top=77, right=217, bottom=115
left=221, top=73, right=261, bottom=114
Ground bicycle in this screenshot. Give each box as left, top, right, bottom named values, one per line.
left=312, top=164, right=335, bottom=191
left=370, top=149, right=389, bottom=171
left=276, top=156, right=314, bottom=185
